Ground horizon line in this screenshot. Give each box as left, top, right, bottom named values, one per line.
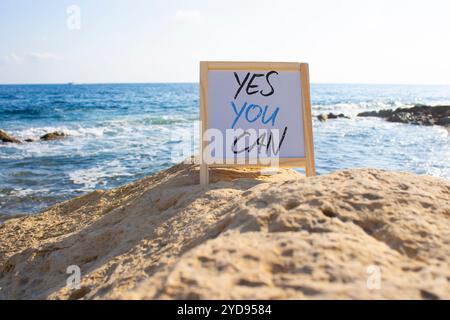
left=0, top=81, right=449, bottom=86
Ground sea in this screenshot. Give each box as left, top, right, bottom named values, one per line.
left=0, top=83, right=449, bottom=217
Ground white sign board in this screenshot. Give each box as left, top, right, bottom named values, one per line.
left=199, top=61, right=315, bottom=185
left=207, top=70, right=305, bottom=158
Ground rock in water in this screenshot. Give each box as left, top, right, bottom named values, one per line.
left=436, top=116, right=450, bottom=126
left=317, top=113, right=349, bottom=122
left=357, top=109, right=394, bottom=118
left=0, top=130, right=21, bottom=143
left=0, top=162, right=449, bottom=299
left=327, top=112, right=350, bottom=119
left=358, top=105, right=450, bottom=127
left=40, top=131, right=66, bottom=141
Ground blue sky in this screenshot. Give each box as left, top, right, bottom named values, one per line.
left=1, top=0, right=449, bottom=84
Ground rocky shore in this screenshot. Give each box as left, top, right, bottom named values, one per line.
left=0, top=130, right=67, bottom=143
left=0, top=162, right=448, bottom=299
left=0, top=130, right=21, bottom=144
left=315, top=105, right=450, bottom=128
left=357, top=105, right=450, bottom=127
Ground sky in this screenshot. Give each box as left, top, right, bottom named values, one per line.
left=0, top=0, right=450, bottom=84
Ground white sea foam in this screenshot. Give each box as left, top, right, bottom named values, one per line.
left=10, top=188, right=51, bottom=197
left=68, top=160, right=133, bottom=191
left=11, top=125, right=105, bottom=141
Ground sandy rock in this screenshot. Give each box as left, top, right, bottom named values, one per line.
left=0, top=162, right=449, bottom=300
left=0, top=129, right=21, bottom=143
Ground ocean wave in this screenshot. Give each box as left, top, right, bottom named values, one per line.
left=9, top=187, right=51, bottom=197
left=312, top=101, right=405, bottom=111
left=0, top=93, right=18, bottom=100
left=0, top=107, right=46, bottom=117
left=105, top=115, right=198, bottom=126
left=1, top=116, right=197, bottom=141
left=68, top=160, right=133, bottom=191
left=3, top=126, right=106, bottom=142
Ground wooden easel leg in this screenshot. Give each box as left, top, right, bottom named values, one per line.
left=305, top=164, right=312, bottom=177
left=199, top=126, right=209, bottom=186
left=305, top=159, right=316, bottom=177
left=200, top=163, right=209, bottom=186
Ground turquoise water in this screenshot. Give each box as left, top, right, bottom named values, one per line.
left=0, top=83, right=449, bottom=216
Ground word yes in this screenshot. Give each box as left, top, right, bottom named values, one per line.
left=233, top=71, right=278, bottom=99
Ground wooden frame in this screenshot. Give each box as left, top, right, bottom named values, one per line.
left=199, top=61, right=316, bottom=186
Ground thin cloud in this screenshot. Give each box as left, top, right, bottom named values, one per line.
left=26, top=52, right=62, bottom=61
left=3, top=53, right=22, bottom=63
left=174, top=9, right=202, bottom=23
left=2, top=52, right=63, bottom=65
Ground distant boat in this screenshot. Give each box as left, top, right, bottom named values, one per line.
left=67, top=82, right=75, bottom=85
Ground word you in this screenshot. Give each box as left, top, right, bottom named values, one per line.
left=231, top=101, right=279, bottom=129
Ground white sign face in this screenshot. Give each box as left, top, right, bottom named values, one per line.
left=207, top=69, right=305, bottom=160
